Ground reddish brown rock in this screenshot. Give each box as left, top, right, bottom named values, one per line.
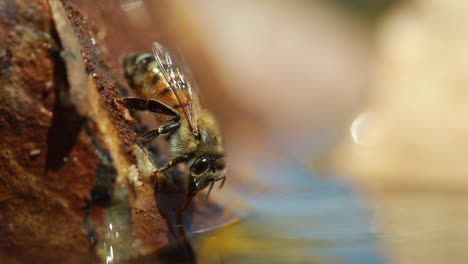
left=0, top=0, right=101, bottom=262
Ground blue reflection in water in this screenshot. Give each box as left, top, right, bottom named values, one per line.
left=239, top=161, right=386, bottom=264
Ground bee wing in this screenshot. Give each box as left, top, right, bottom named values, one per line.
left=152, top=42, right=199, bottom=135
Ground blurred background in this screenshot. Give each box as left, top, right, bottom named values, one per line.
left=75, top=0, right=468, bottom=263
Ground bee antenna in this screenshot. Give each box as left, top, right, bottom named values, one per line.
left=205, top=180, right=215, bottom=200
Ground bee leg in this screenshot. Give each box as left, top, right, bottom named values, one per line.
left=176, top=191, right=196, bottom=215
left=218, top=176, right=226, bottom=189
left=119, top=97, right=180, bottom=118
left=138, top=121, right=180, bottom=142
left=156, top=155, right=190, bottom=173
left=151, top=155, right=189, bottom=186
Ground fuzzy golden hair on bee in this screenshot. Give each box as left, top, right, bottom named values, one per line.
left=169, top=110, right=224, bottom=159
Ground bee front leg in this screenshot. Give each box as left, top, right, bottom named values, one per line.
left=138, top=121, right=180, bottom=142
left=156, top=155, right=189, bottom=173
left=152, top=155, right=190, bottom=187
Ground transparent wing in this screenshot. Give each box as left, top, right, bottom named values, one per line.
left=152, top=42, right=199, bottom=135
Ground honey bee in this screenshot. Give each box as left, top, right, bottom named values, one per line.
left=121, top=42, right=226, bottom=210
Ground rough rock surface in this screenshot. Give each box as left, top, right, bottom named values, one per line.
left=0, top=0, right=171, bottom=262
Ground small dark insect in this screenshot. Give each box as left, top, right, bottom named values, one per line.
left=121, top=42, right=226, bottom=212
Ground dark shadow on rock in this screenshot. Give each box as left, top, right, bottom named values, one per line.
left=45, top=39, right=86, bottom=173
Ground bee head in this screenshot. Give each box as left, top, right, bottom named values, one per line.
left=188, top=155, right=226, bottom=197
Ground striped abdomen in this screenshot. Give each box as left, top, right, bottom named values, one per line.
left=123, top=52, right=199, bottom=132
left=123, top=53, right=172, bottom=100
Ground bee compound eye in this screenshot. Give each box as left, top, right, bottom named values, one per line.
left=191, top=157, right=210, bottom=175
